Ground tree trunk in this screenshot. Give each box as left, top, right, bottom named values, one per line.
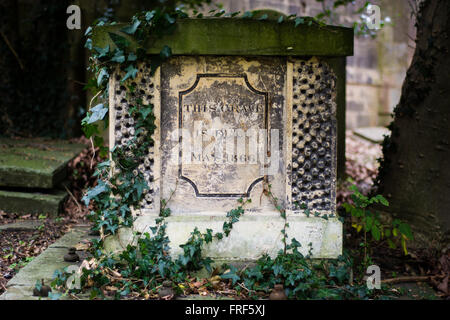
left=377, top=0, right=450, bottom=248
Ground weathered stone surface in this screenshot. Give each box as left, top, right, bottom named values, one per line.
left=0, top=226, right=93, bottom=300
left=0, top=220, right=43, bottom=232
left=105, top=213, right=342, bottom=260
left=0, top=189, right=67, bottom=217
left=48, top=226, right=93, bottom=248
left=4, top=247, right=71, bottom=288
left=158, top=56, right=286, bottom=213
left=287, top=58, right=337, bottom=213
left=0, top=138, right=86, bottom=189
left=92, top=18, right=353, bottom=57
left=106, top=56, right=342, bottom=259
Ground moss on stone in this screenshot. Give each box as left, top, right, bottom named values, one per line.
left=0, top=138, right=86, bottom=189
left=0, top=189, right=67, bottom=217
left=92, top=18, right=353, bottom=57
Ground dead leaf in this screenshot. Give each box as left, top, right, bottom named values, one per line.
left=437, top=275, right=448, bottom=295
left=105, top=285, right=118, bottom=291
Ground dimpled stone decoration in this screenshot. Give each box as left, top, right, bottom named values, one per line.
left=290, top=58, right=337, bottom=216
left=110, top=63, right=159, bottom=213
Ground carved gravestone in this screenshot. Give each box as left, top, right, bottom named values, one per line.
left=94, top=18, right=353, bottom=260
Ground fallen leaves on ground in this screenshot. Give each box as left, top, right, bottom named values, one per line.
left=337, top=131, right=382, bottom=205
left=0, top=136, right=99, bottom=295
left=63, top=136, right=102, bottom=221
left=0, top=218, right=74, bottom=295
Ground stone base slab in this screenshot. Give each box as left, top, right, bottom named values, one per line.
left=0, top=138, right=87, bottom=189
left=0, top=189, right=67, bottom=217
left=104, top=212, right=342, bottom=260
left=0, top=226, right=93, bottom=300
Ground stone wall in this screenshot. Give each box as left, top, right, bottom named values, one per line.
left=204, top=0, right=416, bottom=129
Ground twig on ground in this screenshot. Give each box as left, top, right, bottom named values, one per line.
left=64, top=185, right=82, bottom=213
left=0, top=30, right=24, bottom=70
left=381, top=275, right=438, bottom=284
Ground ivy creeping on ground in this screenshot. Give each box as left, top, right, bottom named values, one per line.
left=49, top=6, right=405, bottom=300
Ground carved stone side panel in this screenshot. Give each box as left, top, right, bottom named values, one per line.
left=287, top=58, right=337, bottom=216
left=109, top=63, right=161, bottom=214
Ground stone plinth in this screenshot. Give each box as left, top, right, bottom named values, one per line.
left=0, top=138, right=86, bottom=189
left=94, top=18, right=353, bottom=260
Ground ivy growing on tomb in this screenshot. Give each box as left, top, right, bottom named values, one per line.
left=49, top=6, right=402, bottom=300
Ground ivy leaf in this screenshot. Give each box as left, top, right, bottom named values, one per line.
left=242, top=11, right=253, bottom=18
left=186, top=244, right=196, bottom=258
left=106, top=223, right=118, bottom=234
left=258, top=14, right=268, bottom=20
left=295, top=17, right=304, bottom=27
left=290, top=238, right=302, bottom=249
left=87, top=104, right=108, bottom=124
left=158, top=260, right=166, bottom=277
left=278, top=15, right=284, bottom=23
left=221, top=268, right=240, bottom=285
left=164, top=13, right=175, bottom=24
left=127, top=52, right=137, bottom=62
left=273, top=264, right=284, bottom=276
left=85, top=38, right=92, bottom=50
left=82, top=181, right=107, bottom=206
left=48, top=292, right=61, bottom=300
left=214, top=10, right=225, bottom=17
left=82, top=123, right=99, bottom=138
left=108, top=33, right=129, bottom=50
left=139, top=106, right=152, bottom=120
left=145, top=11, right=155, bottom=22
left=204, top=229, right=213, bottom=243
left=97, top=160, right=111, bottom=171
left=94, top=45, right=110, bottom=58
left=111, top=49, right=125, bottom=63
left=121, top=65, right=138, bottom=82
left=160, top=45, right=172, bottom=60
left=246, top=266, right=263, bottom=280
left=97, top=68, right=109, bottom=86
left=121, top=19, right=141, bottom=35
left=84, top=26, right=93, bottom=36
left=134, top=178, right=148, bottom=200
left=178, top=254, right=190, bottom=266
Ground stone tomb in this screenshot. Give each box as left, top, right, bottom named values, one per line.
left=94, top=18, right=353, bottom=260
